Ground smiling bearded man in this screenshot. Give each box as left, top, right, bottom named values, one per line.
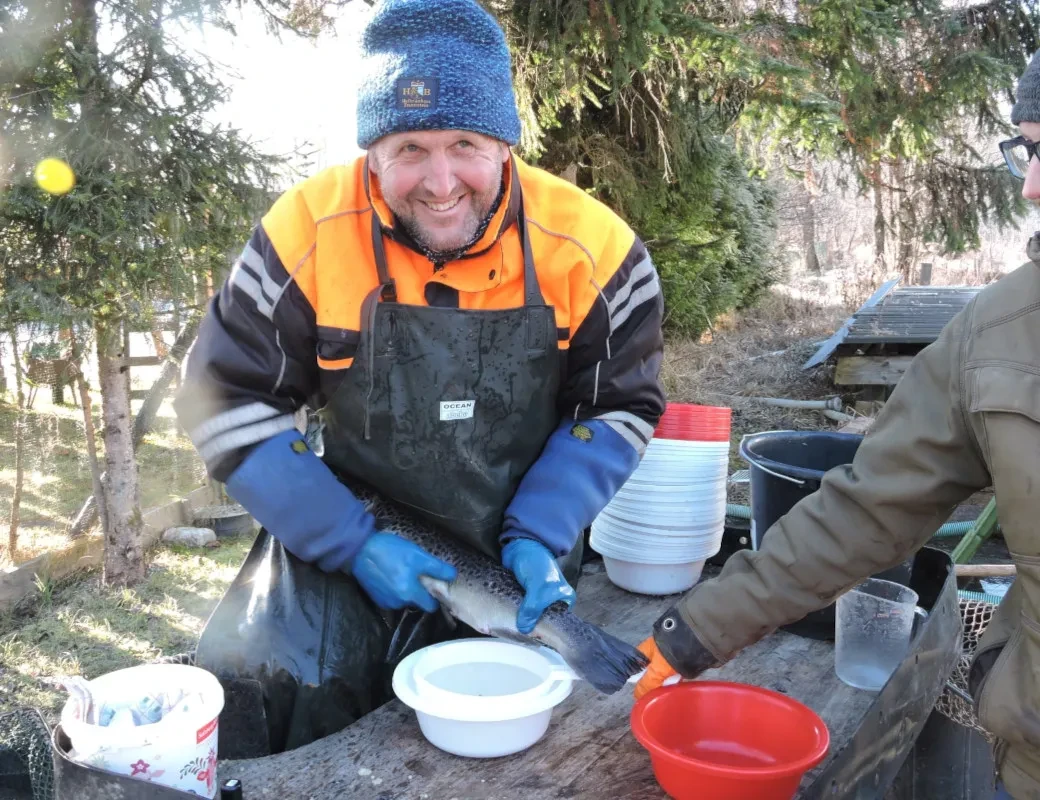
left=369, top=130, right=508, bottom=259
left=173, top=0, right=666, bottom=759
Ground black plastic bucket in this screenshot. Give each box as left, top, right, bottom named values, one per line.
left=738, top=430, right=913, bottom=640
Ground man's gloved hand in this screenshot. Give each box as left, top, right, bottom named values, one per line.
left=501, top=538, right=576, bottom=634
left=352, top=532, right=457, bottom=613
left=633, top=636, right=679, bottom=699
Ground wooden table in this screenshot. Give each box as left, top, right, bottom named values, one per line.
left=220, top=562, right=885, bottom=799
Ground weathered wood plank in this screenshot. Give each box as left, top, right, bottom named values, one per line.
left=218, top=565, right=874, bottom=800
left=802, top=279, right=900, bottom=369
left=835, top=355, right=914, bottom=386
left=127, top=355, right=163, bottom=367
left=0, top=536, right=102, bottom=612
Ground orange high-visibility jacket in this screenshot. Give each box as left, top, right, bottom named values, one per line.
left=175, top=155, right=665, bottom=481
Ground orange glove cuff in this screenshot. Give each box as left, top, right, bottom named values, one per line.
left=633, top=636, right=678, bottom=700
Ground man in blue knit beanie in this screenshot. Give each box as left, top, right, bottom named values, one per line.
left=178, top=0, right=665, bottom=754
left=355, top=0, right=523, bottom=258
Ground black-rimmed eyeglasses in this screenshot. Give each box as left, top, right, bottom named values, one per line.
left=1000, top=135, right=1040, bottom=179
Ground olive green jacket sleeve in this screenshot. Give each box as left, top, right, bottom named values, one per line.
left=654, top=305, right=992, bottom=672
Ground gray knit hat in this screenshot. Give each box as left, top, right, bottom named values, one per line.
left=1012, top=51, right=1040, bottom=124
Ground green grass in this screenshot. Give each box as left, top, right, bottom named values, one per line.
left=0, top=537, right=252, bottom=722
left=0, top=380, right=251, bottom=722
left=0, top=389, right=208, bottom=566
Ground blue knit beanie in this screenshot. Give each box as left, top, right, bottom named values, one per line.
left=1012, top=51, right=1040, bottom=124
left=356, top=0, right=522, bottom=150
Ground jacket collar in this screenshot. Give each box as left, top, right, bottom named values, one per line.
left=364, top=154, right=521, bottom=264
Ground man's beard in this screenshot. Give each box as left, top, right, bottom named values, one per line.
left=394, top=173, right=505, bottom=262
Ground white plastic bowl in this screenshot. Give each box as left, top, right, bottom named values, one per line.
left=602, top=505, right=725, bottom=529
left=598, top=510, right=725, bottom=537
left=591, top=535, right=721, bottom=565
left=392, top=638, right=574, bottom=759
left=602, top=556, right=706, bottom=595
left=647, top=439, right=731, bottom=452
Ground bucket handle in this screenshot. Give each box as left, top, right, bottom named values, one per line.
left=739, top=434, right=807, bottom=486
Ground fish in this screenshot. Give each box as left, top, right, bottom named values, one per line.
left=346, top=478, right=649, bottom=695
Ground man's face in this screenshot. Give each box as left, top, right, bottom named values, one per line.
left=369, top=130, right=509, bottom=255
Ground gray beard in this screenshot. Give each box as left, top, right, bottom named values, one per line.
left=400, top=179, right=505, bottom=264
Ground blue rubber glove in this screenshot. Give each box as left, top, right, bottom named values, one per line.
left=225, top=429, right=378, bottom=572
left=501, top=538, right=576, bottom=634
left=227, top=430, right=457, bottom=611
left=352, top=533, right=457, bottom=613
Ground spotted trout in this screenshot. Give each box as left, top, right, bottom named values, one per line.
left=347, top=478, right=649, bottom=695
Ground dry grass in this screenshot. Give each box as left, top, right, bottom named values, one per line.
left=0, top=391, right=208, bottom=567
left=0, top=380, right=250, bottom=725
left=0, top=537, right=252, bottom=723
left=660, top=275, right=862, bottom=496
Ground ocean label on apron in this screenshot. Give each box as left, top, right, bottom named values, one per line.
left=439, top=400, right=475, bottom=421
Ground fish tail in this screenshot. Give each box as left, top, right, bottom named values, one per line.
left=557, top=622, right=650, bottom=695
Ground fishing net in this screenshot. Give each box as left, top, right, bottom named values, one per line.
left=935, top=598, right=996, bottom=738
left=0, top=708, right=54, bottom=800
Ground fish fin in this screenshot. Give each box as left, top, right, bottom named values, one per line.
left=439, top=605, right=457, bottom=631
left=559, top=624, right=650, bottom=695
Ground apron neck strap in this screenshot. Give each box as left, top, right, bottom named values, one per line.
left=512, top=158, right=545, bottom=307
left=370, top=210, right=398, bottom=303
left=367, top=157, right=546, bottom=307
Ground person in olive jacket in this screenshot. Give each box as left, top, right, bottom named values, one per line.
left=634, top=50, right=1040, bottom=800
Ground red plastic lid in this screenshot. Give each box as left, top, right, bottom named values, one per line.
left=654, top=403, right=731, bottom=442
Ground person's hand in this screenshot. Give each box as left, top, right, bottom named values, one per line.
left=501, top=538, right=576, bottom=633
left=352, top=532, right=457, bottom=613
left=633, top=636, right=678, bottom=699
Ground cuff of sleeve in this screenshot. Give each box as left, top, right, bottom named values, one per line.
left=652, top=603, right=723, bottom=678
left=225, top=429, right=376, bottom=573
left=501, top=418, right=640, bottom=557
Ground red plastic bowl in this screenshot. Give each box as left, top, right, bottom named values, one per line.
left=630, top=681, right=830, bottom=800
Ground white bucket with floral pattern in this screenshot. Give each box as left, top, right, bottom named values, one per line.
left=60, top=663, right=225, bottom=798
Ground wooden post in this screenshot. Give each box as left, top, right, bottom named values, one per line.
left=954, top=564, right=1016, bottom=578
left=918, top=262, right=933, bottom=286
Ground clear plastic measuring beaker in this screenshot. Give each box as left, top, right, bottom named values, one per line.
left=835, top=577, right=921, bottom=691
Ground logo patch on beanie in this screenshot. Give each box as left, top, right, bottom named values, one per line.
left=396, top=77, right=439, bottom=110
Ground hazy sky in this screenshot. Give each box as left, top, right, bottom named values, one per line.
left=178, top=3, right=375, bottom=182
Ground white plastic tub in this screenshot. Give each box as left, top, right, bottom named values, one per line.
left=590, top=532, right=721, bottom=565
left=60, top=664, right=224, bottom=798
left=392, top=639, right=574, bottom=758
left=602, top=556, right=706, bottom=595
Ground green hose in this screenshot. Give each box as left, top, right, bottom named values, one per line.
left=724, top=503, right=997, bottom=540
left=932, top=520, right=990, bottom=539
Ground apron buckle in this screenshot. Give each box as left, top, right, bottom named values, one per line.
left=380, top=279, right=398, bottom=302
